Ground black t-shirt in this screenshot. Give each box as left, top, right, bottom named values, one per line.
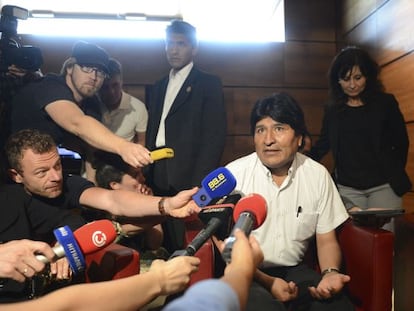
left=9, top=74, right=102, bottom=145
left=0, top=178, right=89, bottom=303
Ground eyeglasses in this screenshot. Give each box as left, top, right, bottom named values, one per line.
left=76, top=64, right=107, bottom=79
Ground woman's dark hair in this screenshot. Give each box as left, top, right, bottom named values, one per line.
left=250, top=93, right=308, bottom=149
left=328, top=46, right=384, bottom=106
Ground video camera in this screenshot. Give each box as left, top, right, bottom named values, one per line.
left=0, top=5, right=43, bottom=72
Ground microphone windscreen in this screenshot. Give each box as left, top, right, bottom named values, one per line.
left=73, top=219, right=117, bottom=254
left=233, top=194, right=267, bottom=229
left=192, top=167, right=237, bottom=207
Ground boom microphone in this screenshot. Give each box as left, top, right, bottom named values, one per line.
left=169, top=217, right=222, bottom=259
left=192, top=167, right=237, bottom=207
left=221, top=193, right=267, bottom=263
left=35, top=220, right=117, bottom=274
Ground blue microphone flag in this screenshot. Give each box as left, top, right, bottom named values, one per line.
left=192, top=167, right=236, bottom=207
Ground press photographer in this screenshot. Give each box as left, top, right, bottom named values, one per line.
left=0, top=4, right=43, bottom=152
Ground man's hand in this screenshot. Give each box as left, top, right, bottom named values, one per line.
left=49, top=256, right=72, bottom=280
left=164, top=187, right=201, bottom=218
left=270, top=277, right=298, bottom=302
left=7, top=65, right=28, bottom=78
left=308, top=272, right=350, bottom=300
left=118, top=141, right=153, bottom=168
left=0, top=240, right=55, bottom=282
left=150, top=256, right=200, bottom=295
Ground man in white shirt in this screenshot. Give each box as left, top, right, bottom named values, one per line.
left=99, top=58, right=148, bottom=144
left=225, top=93, right=354, bottom=311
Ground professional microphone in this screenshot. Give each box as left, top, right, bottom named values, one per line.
left=221, top=193, right=267, bottom=263
left=192, top=167, right=237, bottom=207
left=198, top=203, right=235, bottom=240
left=169, top=217, right=222, bottom=259
left=36, top=219, right=117, bottom=274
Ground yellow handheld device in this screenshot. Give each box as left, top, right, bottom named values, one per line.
left=150, top=148, right=174, bottom=161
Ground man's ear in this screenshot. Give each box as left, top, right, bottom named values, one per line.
left=8, top=168, right=23, bottom=183
left=109, top=181, right=121, bottom=190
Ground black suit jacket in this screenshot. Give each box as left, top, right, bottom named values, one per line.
left=146, top=67, right=227, bottom=195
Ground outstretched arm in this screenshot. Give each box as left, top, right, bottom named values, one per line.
left=2, top=256, right=200, bottom=311
left=80, top=186, right=201, bottom=218
left=45, top=100, right=152, bottom=168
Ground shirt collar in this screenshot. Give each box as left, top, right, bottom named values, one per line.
left=169, top=62, right=193, bottom=80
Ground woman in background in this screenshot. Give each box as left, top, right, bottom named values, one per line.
left=309, top=46, right=411, bottom=212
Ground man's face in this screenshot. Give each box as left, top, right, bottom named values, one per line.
left=165, top=33, right=196, bottom=71
left=254, top=117, right=301, bottom=175
left=11, top=148, right=63, bottom=198
left=110, top=167, right=146, bottom=193
left=67, top=64, right=105, bottom=101
left=99, top=74, right=123, bottom=110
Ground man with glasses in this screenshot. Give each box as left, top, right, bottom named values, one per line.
left=8, top=41, right=152, bottom=180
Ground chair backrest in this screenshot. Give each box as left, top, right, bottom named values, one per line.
left=337, top=220, right=394, bottom=311
left=85, top=243, right=140, bottom=282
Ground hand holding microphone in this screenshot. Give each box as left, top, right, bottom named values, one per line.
left=221, top=193, right=267, bottom=263
left=36, top=219, right=117, bottom=274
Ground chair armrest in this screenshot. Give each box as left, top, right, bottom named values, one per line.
left=84, top=243, right=140, bottom=282
left=337, top=220, right=394, bottom=311
left=184, top=218, right=215, bottom=285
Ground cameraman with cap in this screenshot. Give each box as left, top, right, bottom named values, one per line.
left=8, top=41, right=152, bottom=179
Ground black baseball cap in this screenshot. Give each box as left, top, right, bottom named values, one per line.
left=71, top=41, right=110, bottom=74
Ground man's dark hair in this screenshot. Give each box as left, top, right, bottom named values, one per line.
left=107, top=58, right=122, bottom=79
left=250, top=92, right=308, bottom=149
left=94, top=151, right=128, bottom=189
left=166, top=20, right=197, bottom=46
left=6, top=129, right=57, bottom=173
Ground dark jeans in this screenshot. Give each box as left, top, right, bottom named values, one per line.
left=246, top=264, right=355, bottom=311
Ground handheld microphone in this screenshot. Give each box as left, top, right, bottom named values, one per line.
left=36, top=220, right=117, bottom=274
left=169, top=217, right=222, bottom=259
left=198, top=203, right=234, bottom=240
left=192, top=167, right=237, bottom=207
left=150, top=148, right=174, bottom=161
left=221, top=193, right=267, bottom=263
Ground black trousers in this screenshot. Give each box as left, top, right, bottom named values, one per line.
left=246, top=264, right=355, bottom=311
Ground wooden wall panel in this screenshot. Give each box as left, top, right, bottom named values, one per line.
left=285, top=0, right=337, bottom=41
left=221, top=136, right=254, bottom=165
left=340, top=0, right=387, bottom=34
left=197, top=43, right=285, bottom=87
left=342, top=0, right=414, bottom=65
left=284, top=42, right=337, bottom=87
left=380, top=53, right=414, bottom=122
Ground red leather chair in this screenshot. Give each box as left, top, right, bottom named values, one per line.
left=337, top=220, right=394, bottom=311
left=84, top=243, right=140, bottom=282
